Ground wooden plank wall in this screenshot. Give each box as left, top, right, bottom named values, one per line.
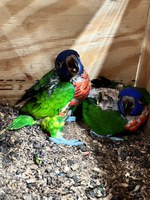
left=136, top=2, right=150, bottom=93
left=135, top=4, right=150, bottom=134
left=0, top=0, right=150, bottom=105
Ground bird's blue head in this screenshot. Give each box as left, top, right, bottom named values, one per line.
left=55, top=49, right=84, bottom=81
left=117, top=87, right=145, bottom=116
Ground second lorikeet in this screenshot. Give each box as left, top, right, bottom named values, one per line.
left=7, top=50, right=91, bottom=146
left=80, top=78, right=150, bottom=137
left=117, top=86, right=150, bottom=132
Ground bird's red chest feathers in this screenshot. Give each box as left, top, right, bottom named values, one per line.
left=69, top=70, right=91, bottom=106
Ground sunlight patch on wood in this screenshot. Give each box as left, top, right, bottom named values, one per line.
left=72, top=0, right=129, bottom=79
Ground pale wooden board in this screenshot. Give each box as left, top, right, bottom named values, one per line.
left=0, top=0, right=150, bottom=104
left=135, top=3, right=150, bottom=134
left=86, top=0, right=150, bottom=83
left=135, top=2, right=150, bottom=93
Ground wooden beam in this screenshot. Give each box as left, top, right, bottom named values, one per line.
left=135, top=3, right=150, bottom=135
left=135, top=2, right=150, bottom=93
left=81, top=0, right=150, bottom=84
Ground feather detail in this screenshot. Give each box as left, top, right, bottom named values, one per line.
left=82, top=99, right=127, bottom=135
left=20, top=82, right=75, bottom=119
left=8, top=115, right=36, bottom=130
left=73, top=71, right=91, bottom=101
left=16, top=70, right=58, bottom=104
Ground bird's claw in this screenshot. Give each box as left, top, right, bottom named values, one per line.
left=49, top=136, right=84, bottom=146
left=90, top=131, right=124, bottom=141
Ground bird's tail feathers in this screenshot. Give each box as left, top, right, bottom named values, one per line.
left=7, top=115, right=37, bottom=130
left=91, top=76, right=123, bottom=89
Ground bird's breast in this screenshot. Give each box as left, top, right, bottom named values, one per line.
left=69, top=70, right=91, bottom=106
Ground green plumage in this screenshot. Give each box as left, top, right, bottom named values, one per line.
left=8, top=115, right=36, bottom=130
left=8, top=80, right=75, bottom=138
left=17, top=70, right=58, bottom=104
left=32, top=70, right=57, bottom=91
left=82, top=99, right=128, bottom=135
left=20, top=82, right=75, bottom=119
left=41, top=116, right=65, bottom=138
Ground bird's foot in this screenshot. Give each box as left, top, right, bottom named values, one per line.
left=90, top=131, right=124, bottom=141
left=125, top=106, right=149, bottom=132
left=49, top=136, right=84, bottom=146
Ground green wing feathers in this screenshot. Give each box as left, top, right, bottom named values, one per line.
left=8, top=81, right=74, bottom=133
left=33, top=70, right=57, bottom=91
left=20, top=82, right=75, bottom=119
left=17, top=70, right=57, bottom=104
left=7, top=115, right=36, bottom=130
left=82, top=100, right=127, bottom=135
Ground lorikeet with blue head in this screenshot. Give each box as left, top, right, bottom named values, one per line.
left=79, top=77, right=150, bottom=138
left=7, top=49, right=91, bottom=146
left=117, top=86, right=150, bottom=132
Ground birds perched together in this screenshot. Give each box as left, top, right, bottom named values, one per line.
left=8, top=49, right=91, bottom=146
left=80, top=76, right=150, bottom=138
left=6, top=51, right=150, bottom=144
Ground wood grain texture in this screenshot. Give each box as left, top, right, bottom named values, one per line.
left=135, top=2, right=150, bottom=93
left=0, top=0, right=150, bottom=104
left=135, top=3, right=150, bottom=134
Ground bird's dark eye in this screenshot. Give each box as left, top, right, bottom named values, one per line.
left=56, top=61, right=62, bottom=68
left=138, top=98, right=144, bottom=104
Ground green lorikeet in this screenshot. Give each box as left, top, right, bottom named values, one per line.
left=81, top=77, right=150, bottom=138
left=82, top=98, right=128, bottom=136
left=6, top=50, right=91, bottom=146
